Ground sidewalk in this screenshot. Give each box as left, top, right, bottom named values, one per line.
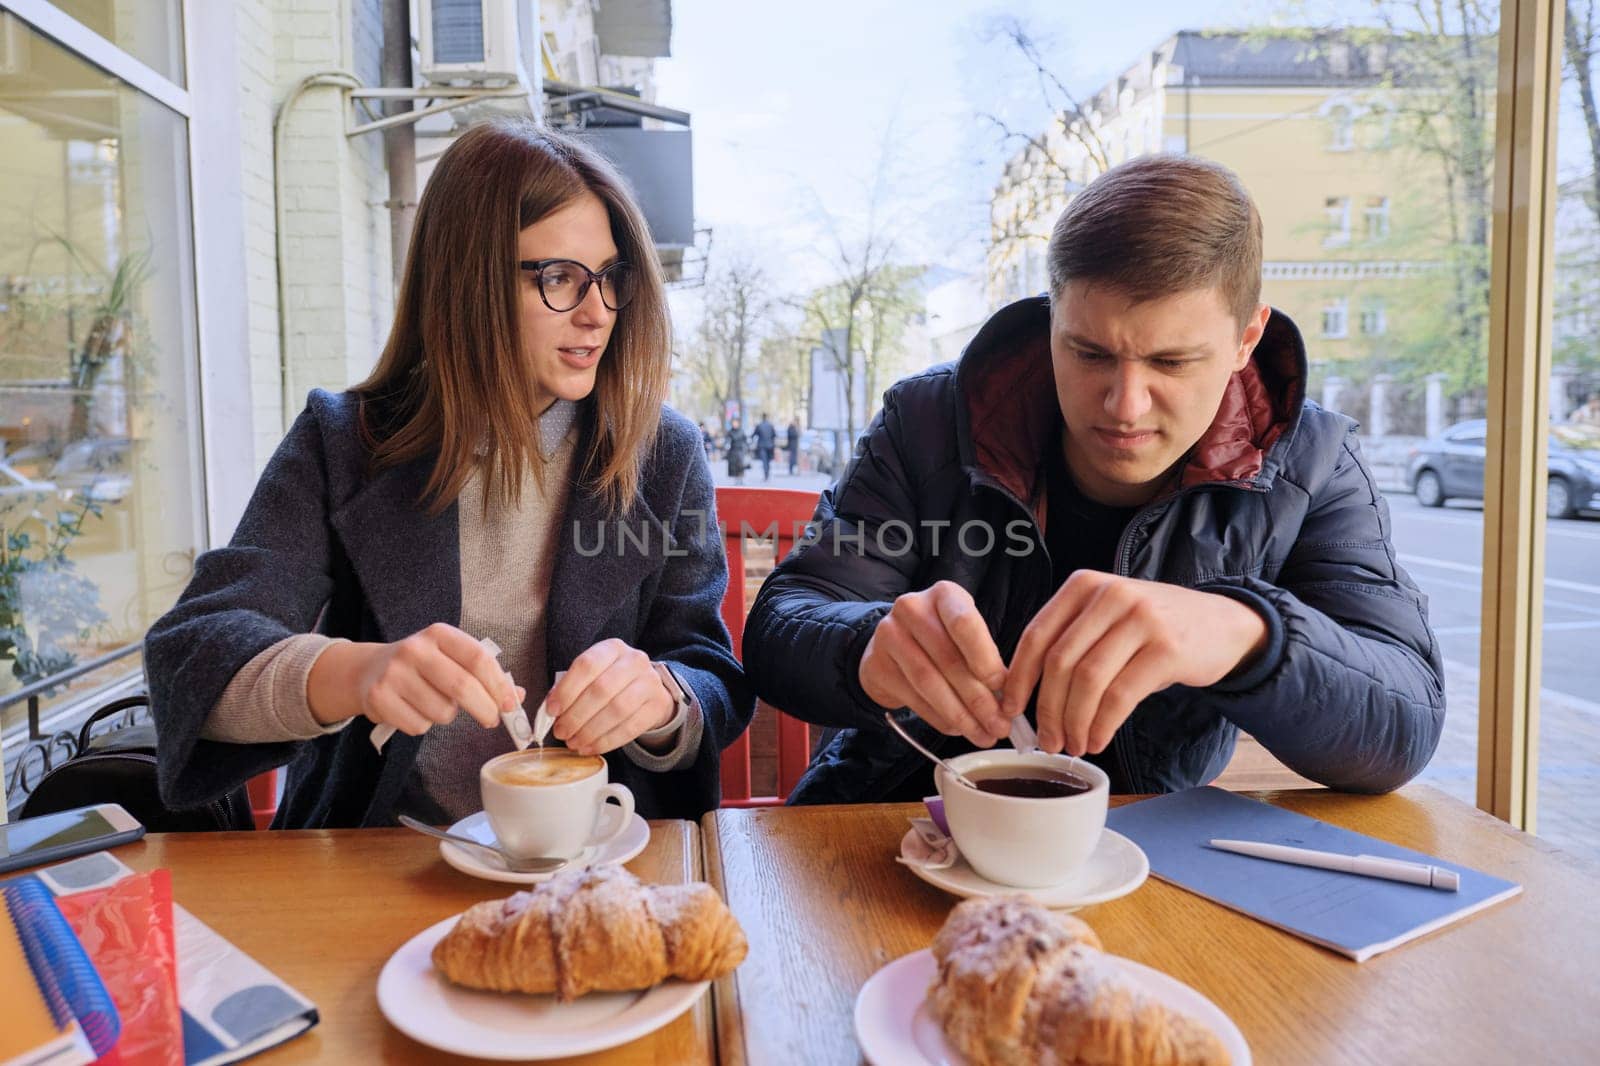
left=710, top=462, right=834, bottom=493
left=1415, top=659, right=1600, bottom=863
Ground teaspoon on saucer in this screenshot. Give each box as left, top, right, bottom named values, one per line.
left=398, top=814, right=572, bottom=874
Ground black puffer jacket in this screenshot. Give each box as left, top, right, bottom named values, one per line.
left=744, top=298, right=1445, bottom=803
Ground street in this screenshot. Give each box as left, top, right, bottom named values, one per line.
left=1386, top=494, right=1600, bottom=703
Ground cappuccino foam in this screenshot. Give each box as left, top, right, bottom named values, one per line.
left=486, top=750, right=604, bottom=787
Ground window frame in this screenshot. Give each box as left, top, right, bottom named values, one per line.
left=1321, top=296, right=1350, bottom=338
left=1324, top=195, right=1352, bottom=246
left=1477, top=0, right=1565, bottom=831
left=0, top=1, right=250, bottom=764
left=1364, top=196, right=1391, bottom=241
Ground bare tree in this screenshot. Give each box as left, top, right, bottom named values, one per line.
left=1557, top=3, right=1600, bottom=380
left=979, top=20, right=1112, bottom=266
left=797, top=122, right=920, bottom=448
left=680, top=252, right=770, bottom=427
left=1566, top=2, right=1600, bottom=227
left=980, top=18, right=1112, bottom=178
left=754, top=329, right=812, bottom=425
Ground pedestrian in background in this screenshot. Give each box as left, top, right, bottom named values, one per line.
left=726, top=416, right=748, bottom=485
left=786, top=419, right=801, bottom=475
left=754, top=412, right=777, bottom=482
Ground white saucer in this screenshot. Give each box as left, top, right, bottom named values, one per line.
left=898, top=827, right=1148, bottom=910
left=378, top=913, right=708, bottom=1060
left=440, top=806, right=650, bottom=884
left=854, top=948, right=1250, bottom=1066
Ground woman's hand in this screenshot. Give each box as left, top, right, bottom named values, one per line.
left=547, top=638, right=676, bottom=755
left=308, top=623, right=521, bottom=735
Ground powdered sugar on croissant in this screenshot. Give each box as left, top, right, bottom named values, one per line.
left=431, top=864, right=747, bottom=1000
left=929, top=896, right=1230, bottom=1066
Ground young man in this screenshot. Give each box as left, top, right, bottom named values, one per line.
left=744, top=155, right=1445, bottom=804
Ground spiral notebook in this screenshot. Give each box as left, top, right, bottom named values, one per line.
left=1106, top=787, right=1523, bottom=962
left=1, top=875, right=120, bottom=1066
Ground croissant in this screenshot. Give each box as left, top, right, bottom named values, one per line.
left=431, top=864, right=747, bottom=1000
left=929, top=897, right=1230, bottom=1066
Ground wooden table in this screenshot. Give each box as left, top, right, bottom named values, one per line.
left=53, top=820, right=714, bottom=1065
left=703, top=786, right=1600, bottom=1065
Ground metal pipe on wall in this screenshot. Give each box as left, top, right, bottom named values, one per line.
left=381, top=0, right=417, bottom=290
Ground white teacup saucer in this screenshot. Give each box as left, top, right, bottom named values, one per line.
left=440, top=806, right=650, bottom=884
left=898, top=826, right=1149, bottom=910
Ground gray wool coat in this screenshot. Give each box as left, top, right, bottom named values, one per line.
left=144, top=389, right=754, bottom=828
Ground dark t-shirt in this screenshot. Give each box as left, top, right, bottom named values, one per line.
left=1042, top=439, right=1139, bottom=588
left=1033, top=438, right=1142, bottom=789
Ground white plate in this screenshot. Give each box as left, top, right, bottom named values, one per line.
left=898, top=827, right=1148, bottom=909
left=854, top=948, right=1250, bottom=1066
left=440, top=806, right=650, bottom=884
left=378, top=914, right=708, bottom=1061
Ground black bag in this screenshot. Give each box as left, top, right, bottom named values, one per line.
left=18, top=695, right=254, bottom=832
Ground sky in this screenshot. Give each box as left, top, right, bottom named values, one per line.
left=654, top=0, right=1288, bottom=305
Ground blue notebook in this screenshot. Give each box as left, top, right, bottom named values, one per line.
left=1105, top=787, right=1522, bottom=961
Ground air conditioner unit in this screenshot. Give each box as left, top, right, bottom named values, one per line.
left=417, top=0, right=526, bottom=85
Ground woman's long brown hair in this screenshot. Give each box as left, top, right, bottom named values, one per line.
left=354, top=119, right=670, bottom=515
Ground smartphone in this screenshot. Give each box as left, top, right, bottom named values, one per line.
left=0, top=803, right=145, bottom=875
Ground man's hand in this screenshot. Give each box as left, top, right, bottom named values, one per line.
left=1001, top=572, right=1268, bottom=755
left=547, top=639, right=677, bottom=755
left=858, top=581, right=1010, bottom=746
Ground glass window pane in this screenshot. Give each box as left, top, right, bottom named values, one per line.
left=40, top=2, right=186, bottom=87
left=0, top=23, right=202, bottom=734
left=1541, top=7, right=1600, bottom=862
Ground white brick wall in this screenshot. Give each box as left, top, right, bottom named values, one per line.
left=214, top=0, right=662, bottom=482
left=224, top=0, right=394, bottom=474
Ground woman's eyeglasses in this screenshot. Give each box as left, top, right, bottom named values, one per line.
left=519, top=258, right=635, bottom=313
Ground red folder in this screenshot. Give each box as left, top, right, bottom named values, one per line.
left=56, top=870, right=182, bottom=1066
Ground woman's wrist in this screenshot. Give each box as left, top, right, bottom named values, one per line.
left=306, top=641, right=375, bottom=724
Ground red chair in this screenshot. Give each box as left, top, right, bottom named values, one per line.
left=715, top=487, right=819, bottom=807
left=246, top=769, right=278, bottom=830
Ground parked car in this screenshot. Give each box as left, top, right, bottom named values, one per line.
left=1406, top=419, right=1600, bottom=518
left=799, top=429, right=835, bottom=476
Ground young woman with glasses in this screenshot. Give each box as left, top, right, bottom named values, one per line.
left=145, top=120, right=753, bottom=828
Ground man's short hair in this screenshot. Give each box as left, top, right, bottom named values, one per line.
left=1047, top=154, right=1264, bottom=330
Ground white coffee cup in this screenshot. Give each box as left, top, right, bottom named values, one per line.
left=935, top=750, right=1110, bottom=888
left=480, top=749, right=635, bottom=860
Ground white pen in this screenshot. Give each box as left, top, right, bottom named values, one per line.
left=1208, top=838, right=1461, bottom=892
